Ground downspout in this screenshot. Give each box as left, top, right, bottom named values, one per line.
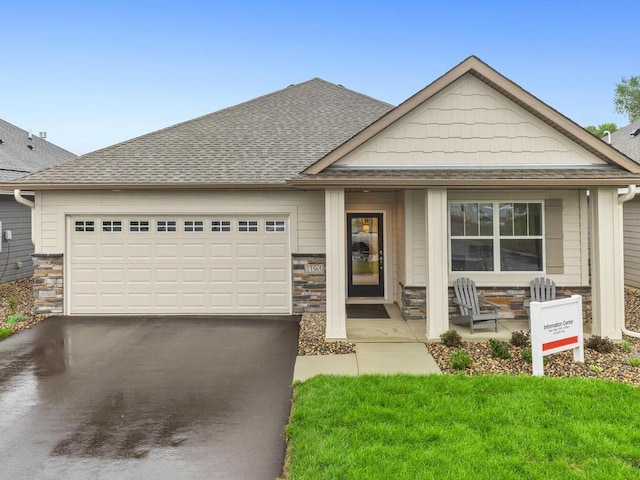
left=618, top=185, right=640, bottom=338
left=14, top=189, right=35, bottom=208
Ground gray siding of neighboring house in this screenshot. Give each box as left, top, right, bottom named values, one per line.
left=624, top=199, right=640, bottom=288
left=0, top=195, right=34, bottom=283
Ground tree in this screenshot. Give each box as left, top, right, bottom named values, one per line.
left=614, top=76, right=640, bottom=122
left=585, top=123, right=618, bottom=138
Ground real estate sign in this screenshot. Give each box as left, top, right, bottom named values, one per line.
left=530, top=295, right=584, bottom=376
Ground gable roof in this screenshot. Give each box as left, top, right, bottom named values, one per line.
left=610, top=120, right=640, bottom=162
left=303, top=56, right=640, bottom=175
left=0, top=119, right=76, bottom=182
left=7, top=79, right=393, bottom=189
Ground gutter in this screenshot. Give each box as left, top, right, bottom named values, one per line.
left=618, top=185, right=640, bottom=338
left=14, top=189, right=35, bottom=208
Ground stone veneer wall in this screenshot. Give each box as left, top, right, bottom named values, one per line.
left=32, top=253, right=64, bottom=315
left=400, top=283, right=427, bottom=319
left=292, top=254, right=326, bottom=314
left=447, top=286, right=592, bottom=321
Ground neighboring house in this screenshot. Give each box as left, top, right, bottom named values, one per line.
left=3, top=56, right=639, bottom=340
left=0, top=119, right=76, bottom=282
left=611, top=120, right=640, bottom=287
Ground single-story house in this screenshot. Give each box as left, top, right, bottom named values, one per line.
left=610, top=121, right=640, bottom=287
left=3, top=56, right=640, bottom=339
left=0, top=119, right=76, bottom=282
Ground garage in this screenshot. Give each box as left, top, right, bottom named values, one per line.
left=68, top=215, right=291, bottom=314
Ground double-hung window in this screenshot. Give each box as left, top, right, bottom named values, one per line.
left=449, top=201, right=544, bottom=272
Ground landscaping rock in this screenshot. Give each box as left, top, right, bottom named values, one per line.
left=297, top=313, right=355, bottom=355
left=0, top=278, right=45, bottom=333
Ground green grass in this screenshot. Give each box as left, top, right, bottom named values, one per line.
left=286, top=375, right=640, bottom=480
left=0, top=328, right=14, bottom=340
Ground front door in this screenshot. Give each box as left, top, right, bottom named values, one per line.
left=347, top=213, right=384, bottom=297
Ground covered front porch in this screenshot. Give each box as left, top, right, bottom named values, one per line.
left=324, top=186, right=625, bottom=341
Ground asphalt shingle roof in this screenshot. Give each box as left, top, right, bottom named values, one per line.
left=10, top=79, right=393, bottom=187
left=0, top=119, right=76, bottom=182
left=610, top=120, right=640, bottom=162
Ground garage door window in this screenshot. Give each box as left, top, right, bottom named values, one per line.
left=130, top=221, right=150, bottom=232
left=157, top=220, right=177, bottom=232
left=75, top=220, right=95, bottom=232
left=238, top=220, right=259, bottom=233
left=212, top=220, right=231, bottom=232
left=102, top=220, right=122, bottom=232
left=184, top=220, right=204, bottom=232
left=265, top=220, right=286, bottom=233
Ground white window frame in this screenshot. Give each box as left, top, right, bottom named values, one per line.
left=448, top=200, right=545, bottom=273
left=238, top=220, right=259, bottom=233
left=102, top=220, right=122, bottom=233
left=129, top=220, right=150, bottom=233
left=184, top=220, right=204, bottom=232
left=211, top=220, right=232, bottom=233
left=74, top=220, right=95, bottom=232
left=157, top=220, right=177, bottom=233
left=265, top=220, right=286, bottom=233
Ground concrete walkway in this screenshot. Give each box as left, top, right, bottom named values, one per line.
left=293, top=342, right=442, bottom=382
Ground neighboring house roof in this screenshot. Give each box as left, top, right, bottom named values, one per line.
left=8, top=79, right=393, bottom=189
left=303, top=56, right=640, bottom=176
left=0, top=119, right=76, bottom=182
left=610, top=120, right=640, bottom=162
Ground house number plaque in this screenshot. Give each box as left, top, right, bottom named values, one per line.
left=304, top=264, right=325, bottom=274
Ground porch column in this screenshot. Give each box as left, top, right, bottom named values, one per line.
left=324, top=188, right=347, bottom=339
left=590, top=186, right=624, bottom=339
left=425, top=188, right=449, bottom=339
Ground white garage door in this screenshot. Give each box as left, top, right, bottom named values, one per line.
left=69, top=215, right=291, bottom=314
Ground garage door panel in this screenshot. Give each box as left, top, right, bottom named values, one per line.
left=70, top=215, right=291, bottom=314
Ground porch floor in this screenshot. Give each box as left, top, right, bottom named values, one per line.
left=346, top=304, right=559, bottom=342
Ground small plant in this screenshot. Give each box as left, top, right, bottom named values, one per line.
left=510, top=330, right=530, bottom=347
left=585, top=335, right=615, bottom=354
left=5, top=313, right=28, bottom=326
left=0, top=328, right=14, bottom=341
left=521, top=347, right=532, bottom=363
left=627, top=357, right=640, bottom=367
left=489, top=338, right=511, bottom=359
left=440, top=329, right=463, bottom=348
left=6, top=286, right=21, bottom=315
left=621, top=340, right=632, bottom=353
left=449, top=349, right=472, bottom=371
left=589, top=365, right=603, bottom=374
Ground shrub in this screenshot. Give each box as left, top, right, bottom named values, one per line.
left=589, top=365, right=603, bottom=374
left=0, top=328, right=14, bottom=341
left=6, top=286, right=20, bottom=315
left=5, top=313, right=28, bottom=326
left=627, top=357, right=640, bottom=367
left=621, top=340, right=632, bottom=353
left=489, top=338, right=511, bottom=359
left=521, top=347, right=532, bottom=363
left=585, top=335, right=615, bottom=354
left=440, top=329, right=463, bottom=348
left=510, top=330, right=530, bottom=347
left=449, top=350, right=472, bottom=371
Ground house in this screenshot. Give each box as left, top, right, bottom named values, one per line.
left=0, top=119, right=76, bottom=282
left=3, top=56, right=639, bottom=340
left=610, top=120, right=640, bottom=287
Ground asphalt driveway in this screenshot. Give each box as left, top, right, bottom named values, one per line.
left=0, top=315, right=300, bottom=480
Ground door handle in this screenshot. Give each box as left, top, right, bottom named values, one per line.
left=379, top=249, right=383, bottom=269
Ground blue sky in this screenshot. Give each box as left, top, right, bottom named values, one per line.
left=2, top=0, right=637, bottom=155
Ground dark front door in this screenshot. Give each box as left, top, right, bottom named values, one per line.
left=347, top=213, right=384, bottom=297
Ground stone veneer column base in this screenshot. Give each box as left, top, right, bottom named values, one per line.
left=32, top=253, right=64, bottom=315
left=292, top=254, right=326, bottom=314
left=400, top=283, right=426, bottom=320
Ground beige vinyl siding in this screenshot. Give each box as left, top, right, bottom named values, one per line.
left=36, top=190, right=325, bottom=255
left=409, top=190, right=427, bottom=286
left=334, top=74, right=607, bottom=168
left=624, top=200, right=640, bottom=288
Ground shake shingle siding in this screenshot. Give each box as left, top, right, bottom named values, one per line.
left=0, top=195, right=34, bottom=282
left=12, top=79, right=393, bottom=186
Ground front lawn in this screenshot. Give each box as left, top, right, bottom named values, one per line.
left=286, top=375, right=640, bottom=479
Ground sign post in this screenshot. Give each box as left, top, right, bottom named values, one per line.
left=530, top=295, right=584, bottom=376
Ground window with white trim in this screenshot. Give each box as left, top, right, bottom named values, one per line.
left=211, top=220, right=231, bottom=232
left=129, top=220, right=150, bottom=232
left=157, top=220, right=177, bottom=232
left=184, top=220, right=204, bottom=232
left=75, top=220, right=95, bottom=232
left=238, top=220, right=259, bottom=232
left=102, top=220, right=122, bottom=232
left=265, top=220, right=286, bottom=233
left=449, top=201, right=544, bottom=272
